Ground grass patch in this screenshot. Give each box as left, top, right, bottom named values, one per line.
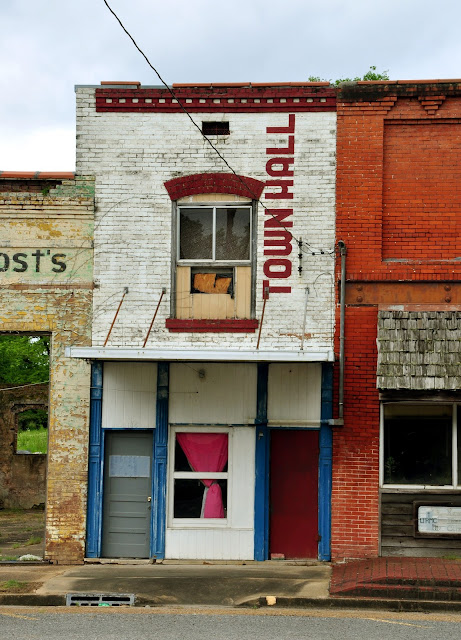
left=25, top=536, right=42, bottom=546
left=0, top=580, right=28, bottom=592
left=17, top=427, right=48, bottom=454
left=0, top=555, right=19, bottom=561
left=0, top=580, right=38, bottom=593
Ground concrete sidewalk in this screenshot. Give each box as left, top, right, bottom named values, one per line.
left=2, top=558, right=461, bottom=611
left=0, top=561, right=330, bottom=607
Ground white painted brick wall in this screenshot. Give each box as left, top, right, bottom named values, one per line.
left=76, top=88, right=336, bottom=352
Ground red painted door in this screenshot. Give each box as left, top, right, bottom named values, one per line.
left=269, top=430, right=319, bottom=559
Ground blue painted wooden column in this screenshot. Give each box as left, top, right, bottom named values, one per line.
left=86, top=361, right=103, bottom=558
left=254, top=362, right=269, bottom=561
left=151, top=362, right=169, bottom=559
left=318, top=362, right=333, bottom=561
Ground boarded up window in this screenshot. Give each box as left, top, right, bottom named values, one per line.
left=191, top=270, right=233, bottom=295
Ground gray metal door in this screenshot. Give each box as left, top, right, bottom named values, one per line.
left=102, top=431, right=153, bottom=558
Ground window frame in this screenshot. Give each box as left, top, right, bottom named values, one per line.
left=167, top=426, right=232, bottom=528
left=170, top=199, right=258, bottom=319
left=380, top=402, right=460, bottom=490
left=176, top=204, right=253, bottom=265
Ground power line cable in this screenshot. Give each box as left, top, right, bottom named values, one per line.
left=102, top=0, right=335, bottom=256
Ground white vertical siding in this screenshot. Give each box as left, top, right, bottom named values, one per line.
left=165, top=426, right=255, bottom=560
left=165, top=529, right=254, bottom=560
left=267, top=363, right=321, bottom=425
left=102, top=362, right=157, bottom=429
left=169, top=363, right=257, bottom=424
left=230, top=427, right=255, bottom=528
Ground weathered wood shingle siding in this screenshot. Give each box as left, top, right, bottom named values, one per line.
left=377, top=310, right=461, bottom=390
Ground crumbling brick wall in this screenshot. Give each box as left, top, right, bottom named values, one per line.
left=0, top=174, right=94, bottom=563
left=0, top=383, right=48, bottom=508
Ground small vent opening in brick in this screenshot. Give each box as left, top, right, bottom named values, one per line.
left=202, top=122, right=230, bottom=136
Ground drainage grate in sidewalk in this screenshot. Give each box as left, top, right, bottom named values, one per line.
left=66, top=593, right=135, bottom=606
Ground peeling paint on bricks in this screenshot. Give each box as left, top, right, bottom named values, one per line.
left=75, top=85, right=336, bottom=350
left=0, top=176, right=94, bottom=564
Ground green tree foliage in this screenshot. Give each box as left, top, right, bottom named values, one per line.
left=0, top=335, right=50, bottom=385
left=308, top=66, right=390, bottom=85
left=18, top=408, right=48, bottom=432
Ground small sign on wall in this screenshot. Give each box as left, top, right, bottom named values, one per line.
left=418, top=505, right=461, bottom=535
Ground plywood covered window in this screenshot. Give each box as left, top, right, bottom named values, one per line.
left=174, top=200, right=255, bottom=320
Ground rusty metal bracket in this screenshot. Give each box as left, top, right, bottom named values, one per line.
left=103, top=287, right=128, bottom=347
left=143, top=288, right=166, bottom=348
left=256, top=287, right=269, bottom=350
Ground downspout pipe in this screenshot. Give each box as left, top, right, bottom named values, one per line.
left=338, top=240, right=347, bottom=421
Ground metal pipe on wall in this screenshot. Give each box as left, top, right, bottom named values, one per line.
left=338, top=241, right=347, bottom=420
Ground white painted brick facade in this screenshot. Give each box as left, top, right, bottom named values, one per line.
left=76, top=87, right=336, bottom=352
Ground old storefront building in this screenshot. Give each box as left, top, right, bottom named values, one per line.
left=69, top=82, right=337, bottom=561
left=334, top=81, right=461, bottom=559
left=0, top=172, right=94, bottom=563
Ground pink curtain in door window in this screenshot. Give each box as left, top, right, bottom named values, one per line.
left=176, top=433, right=228, bottom=518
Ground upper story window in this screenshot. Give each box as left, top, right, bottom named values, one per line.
left=178, top=206, right=251, bottom=263
left=164, top=173, right=264, bottom=330
left=174, top=200, right=255, bottom=321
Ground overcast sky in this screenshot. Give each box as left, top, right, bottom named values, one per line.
left=1, top=0, right=461, bottom=171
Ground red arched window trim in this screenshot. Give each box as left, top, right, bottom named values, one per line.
left=164, top=173, right=264, bottom=201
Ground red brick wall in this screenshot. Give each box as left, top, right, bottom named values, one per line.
left=334, top=83, right=461, bottom=559
left=331, top=306, right=380, bottom=560
left=336, top=87, right=461, bottom=281
left=383, top=122, right=461, bottom=260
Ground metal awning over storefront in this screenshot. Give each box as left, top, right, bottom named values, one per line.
left=66, top=347, right=334, bottom=363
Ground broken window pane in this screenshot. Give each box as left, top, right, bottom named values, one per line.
left=179, top=208, right=212, bottom=260
left=215, top=208, right=250, bottom=261
left=191, top=269, right=233, bottom=295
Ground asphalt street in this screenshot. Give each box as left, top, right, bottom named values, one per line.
left=1, top=606, right=461, bottom=640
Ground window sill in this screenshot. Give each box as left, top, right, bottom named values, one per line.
left=381, top=486, right=461, bottom=493
left=168, top=520, right=229, bottom=528
left=165, top=319, right=259, bottom=333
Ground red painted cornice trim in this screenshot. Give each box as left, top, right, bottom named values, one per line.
left=164, top=173, right=264, bottom=201
left=95, top=85, right=336, bottom=113
left=165, top=319, right=259, bottom=333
